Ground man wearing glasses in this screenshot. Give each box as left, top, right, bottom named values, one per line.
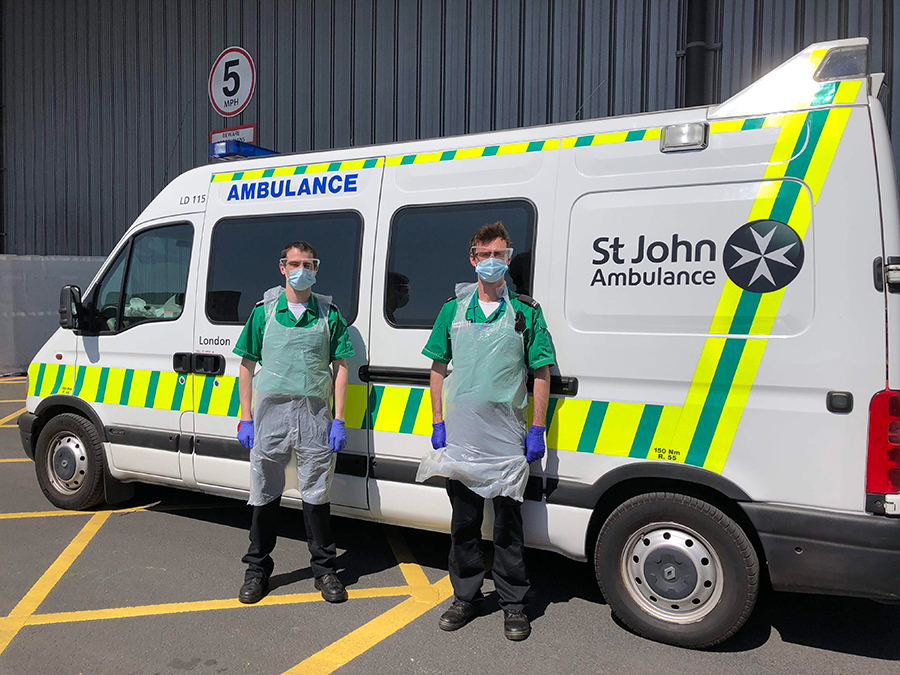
left=232, top=240, right=354, bottom=605
left=418, top=221, right=555, bottom=641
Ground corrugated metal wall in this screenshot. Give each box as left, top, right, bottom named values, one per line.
left=0, top=0, right=895, bottom=257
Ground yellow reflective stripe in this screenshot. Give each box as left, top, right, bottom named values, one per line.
left=669, top=337, right=726, bottom=463
left=373, top=386, right=409, bottom=432
left=338, top=159, right=365, bottom=170
left=305, top=163, right=330, bottom=173
left=833, top=80, right=863, bottom=105
left=594, top=402, right=644, bottom=456
left=710, top=120, right=744, bottom=134
left=211, top=173, right=233, bottom=182
left=206, top=377, right=235, bottom=416
left=153, top=371, right=178, bottom=409
left=547, top=398, right=592, bottom=452
left=59, top=365, right=76, bottom=396
left=27, top=362, right=40, bottom=396
left=703, top=339, right=767, bottom=473
left=498, top=142, right=529, bottom=155
left=385, top=156, right=403, bottom=167
left=126, top=370, right=152, bottom=407
left=345, top=384, right=368, bottom=429
left=809, top=48, right=828, bottom=69
left=411, top=392, right=433, bottom=436
left=454, top=146, right=484, bottom=160
left=646, top=406, right=682, bottom=459
left=643, top=128, right=661, bottom=140
left=542, top=139, right=560, bottom=150
left=561, top=137, right=577, bottom=149
left=271, top=166, right=295, bottom=177
left=241, top=169, right=265, bottom=180
left=413, top=151, right=443, bottom=164
left=38, top=364, right=59, bottom=397
left=592, top=131, right=629, bottom=145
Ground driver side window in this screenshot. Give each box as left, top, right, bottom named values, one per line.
left=91, top=223, right=194, bottom=333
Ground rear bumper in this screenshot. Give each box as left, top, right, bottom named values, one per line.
left=742, top=502, right=900, bottom=600
left=17, top=411, right=37, bottom=460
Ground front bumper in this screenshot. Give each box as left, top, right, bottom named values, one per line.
left=742, top=502, right=900, bottom=600
left=17, top=411, right=37, bottom=460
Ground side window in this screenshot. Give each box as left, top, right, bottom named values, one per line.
left=386, top=200, right=536, bottom=328
left=91, top=223, right=194, bottom=333
left=93, top=246, right=129, bottom=332
left=120, top=223, right=194, bottom=329
left=207, top=212, right=363, bottom=325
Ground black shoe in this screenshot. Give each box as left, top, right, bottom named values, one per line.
left=503, top=609, right=531, bottom=641
left=439, top=599, right=479, bottom=631
left=315, top=573, right=348, bottom=603
left=239, top=577, right=268, bottom=604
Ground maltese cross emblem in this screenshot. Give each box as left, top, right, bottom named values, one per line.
left=722, top=220, right=805, bottom=293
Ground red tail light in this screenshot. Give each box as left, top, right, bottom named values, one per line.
left=867, top=390, right=900, bottom=494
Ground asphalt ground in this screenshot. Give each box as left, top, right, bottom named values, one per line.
left=1, top=376, right=899, bottom=675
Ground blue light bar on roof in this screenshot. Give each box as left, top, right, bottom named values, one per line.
left=209, top=140, right=278, bottom=160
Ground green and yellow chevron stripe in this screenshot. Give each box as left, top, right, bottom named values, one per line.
left=385, top=139, right=560, bottom=167
left=211, top=157, right=384, bottom=183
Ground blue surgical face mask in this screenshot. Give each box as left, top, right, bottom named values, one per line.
left=288, top=268, right=316, bottom=291
left=475, top=258, right=508, bottom=283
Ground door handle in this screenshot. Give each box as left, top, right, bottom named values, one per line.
left=193, top=353, right=226, bottom=376
left=173, top=352, right=192, bottom=373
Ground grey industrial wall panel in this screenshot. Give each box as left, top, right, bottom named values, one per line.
left=0, top=0, right=896, bottom=257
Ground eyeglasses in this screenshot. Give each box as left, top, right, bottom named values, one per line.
left=281, top=258, right=319, bottom=271
left=470, top=247, right=513, bottom=261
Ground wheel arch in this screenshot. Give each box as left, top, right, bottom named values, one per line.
left=561, top=463, right=767, bottom=578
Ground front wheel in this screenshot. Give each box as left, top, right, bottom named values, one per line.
left=595, top=492, right=759, bottom=648
left=34, top=413, right=106, bottom=510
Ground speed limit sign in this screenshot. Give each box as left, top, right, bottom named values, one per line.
left=209, top=46, right=255, bottom=117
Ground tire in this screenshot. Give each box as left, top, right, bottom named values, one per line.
left=595, top=492, right=758, bottom=649
left=34, top=413, right=106, bottom=510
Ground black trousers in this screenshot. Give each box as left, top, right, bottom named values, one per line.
left=242, top=499, right=337, bottom=581
left=446, top=479, right=529, bottom=611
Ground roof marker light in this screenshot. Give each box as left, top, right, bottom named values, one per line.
left=660, top=122, right=709, bottom=153
left=814, top=45, right=868, bottom=82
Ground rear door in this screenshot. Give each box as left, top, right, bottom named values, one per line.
left=191, top=157, right=384, bottom=510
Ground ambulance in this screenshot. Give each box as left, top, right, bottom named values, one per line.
left=17, top=38, right=900, bottom=647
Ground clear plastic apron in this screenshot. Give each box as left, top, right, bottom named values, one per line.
left=249, top=287, right=335, bottom=506
left=416, top=282, right=529, bottom=501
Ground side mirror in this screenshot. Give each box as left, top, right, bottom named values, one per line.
left=59, top=285, right=83, bottom=330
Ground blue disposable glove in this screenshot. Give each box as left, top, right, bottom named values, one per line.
left=525, top=425, right=546, bottom=463
left=431, top=421, right=447, bottom=449
left=237, top=420, right=255, bottom=449
left=329, top=419, right=347, bottom=452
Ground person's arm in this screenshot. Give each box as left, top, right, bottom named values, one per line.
left=532, top=365, right=550, bottom=426
left=430, top=360, right=448, bottom=423
left=238, top=357, right=256, bottom=421
left=332, top=359, right=348, bottom=421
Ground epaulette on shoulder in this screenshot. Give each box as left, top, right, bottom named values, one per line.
left=255, top=299, right=265, bottom=307
left=515, top=294, right=540, bottom=309
left=445, top=295, right=457, bottom=304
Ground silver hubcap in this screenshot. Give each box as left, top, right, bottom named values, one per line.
left=620, top=522, right=723, bottom=624
left=46, top=432, right=89, bottom=494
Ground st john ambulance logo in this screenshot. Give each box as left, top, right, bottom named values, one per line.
left=723, top=220, right=805, bottom=292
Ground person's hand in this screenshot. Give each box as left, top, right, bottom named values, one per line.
left=237, top=420, right=255, bottom=449
left=431, top=421, right=447, bottom=449
left=525, top=425, right=546, bottom=463
left=329, top=419, right=347, bottom=452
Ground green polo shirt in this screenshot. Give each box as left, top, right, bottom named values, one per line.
left=422, top=290, right=555, bottom=370
left=233, top=292, right=355, bottom=364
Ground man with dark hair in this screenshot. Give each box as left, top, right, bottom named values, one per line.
left=418, top=221, right=555, bottom=641
left=232, top=240, right=355, bottom=605
left=385, top=271, right=411, bottom=324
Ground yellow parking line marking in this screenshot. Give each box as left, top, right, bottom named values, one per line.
left=283, top=576, right=453, bottom=675
left=26, top=586, right=414, bottom=626
left=0, top=512, right=110, bottom=656
left=0, top=502, right=243, bottom=520
left=383, top=526, right=431, bottom=589
left=0, top=407, right=25, bottom=426
left=0, top=399, right=25, bottom=403
left=0, top=378, right=26, bottom=383
left=0, top=425, right=18, bottom=428
left=0, top=458, right=30, bottom=463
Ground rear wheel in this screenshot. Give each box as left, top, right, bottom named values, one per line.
left=595, top=492, right=758, bottom=648
left=34, top=413, right=105, bottom=510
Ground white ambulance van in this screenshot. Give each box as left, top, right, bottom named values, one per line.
left=17, top=38, right=900, bottom=647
